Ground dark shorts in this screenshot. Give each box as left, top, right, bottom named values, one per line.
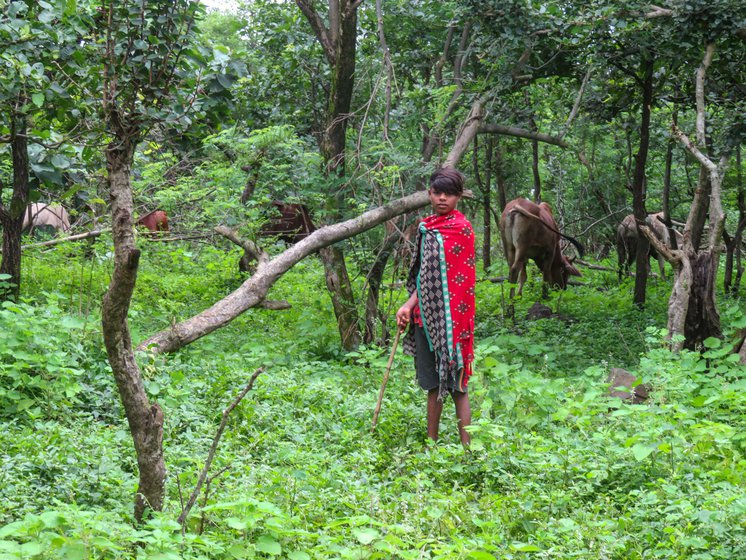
left=414, top=326, right=467, bottom=394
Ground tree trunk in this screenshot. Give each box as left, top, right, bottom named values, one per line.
left=363, top=229, right=399, bottom=344
left=683, top=251, right=722, bottom=348
left=632, top=56, right=654, bottom=307
left=296, top=0, right=360, bottom=349
left=319, top=245, right=361, bottom=350
left=102, top=140, right=165, bottom=523
left=483, top=137, right=494, bottom=268
left=666, top=44, right=727, bottom=350
left=0, top=113, right=30, bottom=301
left=495, top=138, right=507, bottom=212
left=724, top=145, right=744, bottom=295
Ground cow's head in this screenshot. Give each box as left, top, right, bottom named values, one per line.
left=550, top=253, right=582, bottom=289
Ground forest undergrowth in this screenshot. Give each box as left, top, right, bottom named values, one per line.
left=0, top=240, right=744, bottom=559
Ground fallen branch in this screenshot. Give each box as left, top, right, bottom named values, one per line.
left=575, top=259, right=615, bottom=271
left=139, top=100, right=485, bottom=354
left=214, top=225, right=268, bottom=266
left=143, top=232, right=216, bottom=243
left=178, top=367, right=264, bottom=527
left=21, top=228, right=110, bottom=250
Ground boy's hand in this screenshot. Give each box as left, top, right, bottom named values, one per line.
left=396, top=304, right=412, bottom=332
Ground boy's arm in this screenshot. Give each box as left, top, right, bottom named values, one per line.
left=396, top=292, right=418, bottom=332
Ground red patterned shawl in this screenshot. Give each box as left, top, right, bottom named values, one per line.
left=404, top=209, right=476, bottom=394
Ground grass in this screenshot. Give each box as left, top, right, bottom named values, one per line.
left=0, top=242, right=743, bottom=559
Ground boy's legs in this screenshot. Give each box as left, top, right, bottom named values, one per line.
left=426, top=388, right=443, bottom=441
left=427, top=388, right=471, bottom=446
left=452, top=391, right=471, bottom=447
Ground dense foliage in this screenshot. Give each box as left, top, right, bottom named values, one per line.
left=1, top=239, right=745, bottom=558
left=0, top=0, right=744, bottom=558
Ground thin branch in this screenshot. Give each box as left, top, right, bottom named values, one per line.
left=295, top=0, right=335, bottom=64
left=560, top=67, right=592, bottom=140
left=671, top=125, right=717, bottom=173
left=479, top=124, right=570, bottom=148
left=214, top=225, right=269, bottom=266
left=178, top=367, right=265, bottom=527
left=695, top=43, right=715, bottom=147
left=20, top=229, right=110, bottom=250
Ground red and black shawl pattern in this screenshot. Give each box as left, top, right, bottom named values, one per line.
left=403, top=209, right=476, bottom=397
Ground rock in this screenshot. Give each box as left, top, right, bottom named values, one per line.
left=607, top=367, right=651, bottom=404
left=526, top=302, right=553, bottom=321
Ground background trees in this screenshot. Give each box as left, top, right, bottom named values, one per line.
left=0, top=0, right=744, bottom=542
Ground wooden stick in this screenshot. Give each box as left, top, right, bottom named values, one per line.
left=371, top=329, right=401, bottom=431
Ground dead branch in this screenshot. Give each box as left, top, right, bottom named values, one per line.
left=214, top=225, right=269, bottom=266
left=143, top=233, right=216, bottom=243
left=258, top=300, right=292, bottom=310
left=575, top=259, right=615, bottom=271
left=21, top=228, right=110, bottom=250
left=178, top=367, right=264, bottom=527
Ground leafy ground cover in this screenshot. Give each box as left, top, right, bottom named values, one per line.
left=1, top=244, right=744, bottom=559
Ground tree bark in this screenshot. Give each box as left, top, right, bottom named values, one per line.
left=0, top=113, right=30, bottom=301
left=140, top=101, right=484, bottom=355
left=102, top=138, right=165, bottom=523
left=632, top=56, right=654, bottom=307
left=665, top=44, right=728, bottom=350
left=296, top=0, right=360, bottom=350
left=482, top=137, right=494, bottom=268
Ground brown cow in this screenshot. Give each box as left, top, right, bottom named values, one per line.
left=499, top=198, right=582, bottom=296
left=23, top=203, right=70, bottom=234
left=136, top=210, right=169, bottom=233
left=259, top=201, right=315, bottom=244
left=616, top=212, right=682, bottom=280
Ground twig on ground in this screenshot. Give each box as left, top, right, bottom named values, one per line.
left=178, top=367, right=265, bottom=528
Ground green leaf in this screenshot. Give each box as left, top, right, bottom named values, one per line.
left=60, top=543, right=87, bottom=560
left=255, top=535, right=281, bottom=555
left=32, top=92, right=44, bottom=107
left=703, top=337, right=721, bottom=349
left=287, top=552, right=311, bottom=560
left=632, top=443, right=655, bottom=461
left=510, top=543, right=542, bottom=552
left=468, top=552, right=498, bottom=559
left=353, top=527, right=380, bottom=545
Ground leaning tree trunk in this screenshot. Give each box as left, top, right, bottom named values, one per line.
left=632, top=56, right=654, bottom=307
left=139, top=101, right=485, bottom=355
left=102, top=138, right=165, bottom=523
left=0, top=113, right=30, bottom=301
left=661, top=44, right=728, bottom=351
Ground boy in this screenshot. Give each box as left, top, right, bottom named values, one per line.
left=396, top=168, right=475, bottom=446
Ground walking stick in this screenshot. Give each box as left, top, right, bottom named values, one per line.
left=371, top=328, right=402, bottom=431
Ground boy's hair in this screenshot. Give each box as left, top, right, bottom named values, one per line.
left=429, top=168, right=465, bottom=195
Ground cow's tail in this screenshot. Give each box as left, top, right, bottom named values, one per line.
left=509, top=206, right=584, bottom=258
left=560, top=233, right=584, bottom=259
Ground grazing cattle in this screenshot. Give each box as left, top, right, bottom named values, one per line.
left=136, top=210, right=169, bottom=233
left=499, top=198, right=583, bottom=296
left=22, top=203, right=71, bottom=234
left=259, top=201, right=315, bottom=244
left=616, top=212, right=682, bottom=280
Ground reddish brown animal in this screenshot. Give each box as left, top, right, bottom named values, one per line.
left=616, top=212, right=682, bottom=280
left=22, top=203, right=71, bottom=234
left=499, top=198, right=582, bottom=296
left=136, top=210, right=169, bottom=233
left=259, top=201, right=315, bottom=244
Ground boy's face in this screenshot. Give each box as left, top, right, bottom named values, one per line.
left=428, top=188, right=461, bottom=216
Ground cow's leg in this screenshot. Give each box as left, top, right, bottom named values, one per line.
left=617, top=238, right=626, bottom=279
